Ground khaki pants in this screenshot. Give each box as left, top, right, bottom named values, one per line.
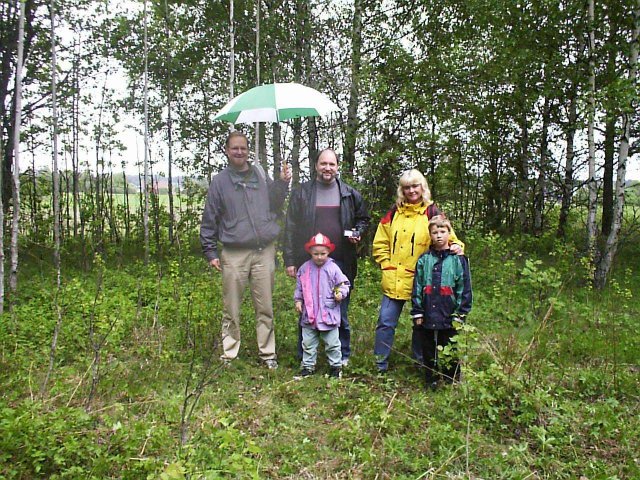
left=219, top=243, right=276, bottom=361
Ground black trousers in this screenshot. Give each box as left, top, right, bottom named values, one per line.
left=416, top=327, right=460, bottom=383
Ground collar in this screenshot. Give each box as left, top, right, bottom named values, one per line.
left=228, top=165, right=259, bottom=188
left=398, top=201, right=428, bottom=215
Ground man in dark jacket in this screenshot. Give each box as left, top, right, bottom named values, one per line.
left=200, top=131, right=291, bottom=369
left=284, top=149, right=370, bottom=365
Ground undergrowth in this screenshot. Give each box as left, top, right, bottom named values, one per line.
left=0, top=232, right=638, bottom=479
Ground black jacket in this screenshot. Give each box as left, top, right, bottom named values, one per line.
left=284, top=178, right=370, bottom=283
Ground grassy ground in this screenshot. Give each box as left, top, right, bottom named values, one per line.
left=1, top=232, right=639, bottom=479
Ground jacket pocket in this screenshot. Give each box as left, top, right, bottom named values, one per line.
left=324, top=297, right=337, bottom=309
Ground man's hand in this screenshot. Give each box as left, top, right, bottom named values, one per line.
left=286, top=266, right=297, bottom=278
left=209, top=258, right=222, bottom=271
left=281, top=163, right=292, bottom=182
left=295, top=301, right=303, bottom=313
left=414, top=316, right=424, bottom=326
left=347, top=235, right=361, bottom=244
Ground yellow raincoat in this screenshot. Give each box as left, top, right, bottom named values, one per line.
left=372, top=202, right=464, bottom=300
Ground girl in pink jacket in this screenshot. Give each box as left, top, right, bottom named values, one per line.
left=294, top=233, right=350, bottom=378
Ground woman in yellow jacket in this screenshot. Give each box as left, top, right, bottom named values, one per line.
left=372, top=169, right=464, bottom=373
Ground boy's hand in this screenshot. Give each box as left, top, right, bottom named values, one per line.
left=414, top=316, right=423, bottom=326
left=295, top=301, right=303, bottom=313
left=452, top=315, right=464, bottom=329
left=334, top=291, right=343, bottom=302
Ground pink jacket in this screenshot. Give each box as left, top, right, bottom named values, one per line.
left=294, top=258, right=350, bottom=331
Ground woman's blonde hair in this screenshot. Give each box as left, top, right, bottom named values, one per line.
left=396, top=169, right=431, bottom=206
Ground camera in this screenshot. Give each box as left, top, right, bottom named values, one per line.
left=343, top=229, right=360, bottom=238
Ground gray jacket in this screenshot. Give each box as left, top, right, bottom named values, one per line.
left=200, top=165, right=289, bottom=261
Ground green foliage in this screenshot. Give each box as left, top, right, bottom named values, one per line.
left=1, top=231, right=639, bottom=478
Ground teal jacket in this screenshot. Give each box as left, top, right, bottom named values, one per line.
left=410, top=248, right=472, bottom=330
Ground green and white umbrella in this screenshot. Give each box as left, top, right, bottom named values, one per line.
left=213, top=82, right=340, bottom=124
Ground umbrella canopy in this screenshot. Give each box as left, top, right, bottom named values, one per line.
left=213, top=83, right=340, bottom=124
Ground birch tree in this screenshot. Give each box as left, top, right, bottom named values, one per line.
left=42, top=0, right=61, bottom=394
left=586, top=0, right=598, bottom=257
left=143, top=0, right=150, bottom=264
left=9, top=0, right=26, bottom=295
left=163, top=0, right=174, bottom=244
left=593, top=0, right=639, bottom=288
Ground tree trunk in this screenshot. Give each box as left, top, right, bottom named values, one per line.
left=517, top=112, right=529, bottom=233
left=29, top=135, right=38, bottom=239
left=150, top=165, right=160, bottom=253
left=143, top=0, right=150, bottom=264
left=259, top=127, right=268, bottom=171
left=291, top=119, right=301, bottom=184
left=601, top=114, right=616, bottom=236
left=164, top=0, right=175, bottom=245
left=533, top=97, right=551, bottom=235
left=301, top=1, right=316, bottom=168
left=122, top=167, right=130, bottom=240
left=272, top=123, right=282, bottom=178
left=594, top=0, right=638, bottom=289
left=229, top=0, right=235, bottom=101
left=94, top=75, right=108, bottom=247
left=601, top=17, right=620, bottom=238
left=1, top=0, right=35, bottom=214
left=72, top=37, right=80, bottom=238
left=42, top=0, right=62, bottom=395
left=586, top=0, right=598, bottom=257
left=485, top=155, right=502, bottom=231
left=0, top=125, right=4, bottom=313
left=107, top=159, right=119, bottom=244
left=9, top=0, right=26, bottom=295
left=343, top=0, right=363, bottom=177
left=254, top=0, right=261, bottom=163
left=557, top=88, right=578, bottom=239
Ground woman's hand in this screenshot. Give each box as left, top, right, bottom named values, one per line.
left=449, top=243, right=463, bottom=255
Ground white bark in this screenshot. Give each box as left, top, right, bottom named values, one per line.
left=586, top=0, right=598, bottom=257
left=164, top=0, right=174, bottom=244
left=255, top=0, right=260, bottom=162
left=9, top=0, right=26, bottom=295
left=143, top=0, right=150, bottom=263
left=594, top=0, right=639, bottom=288
left=229, top=0, right=235, bottom=100
left=42, top=0, right=62, bottom=395
left=0, top=131, right=4, bottom=313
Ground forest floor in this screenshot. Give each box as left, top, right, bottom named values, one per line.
left=1, top=230, right=639, bottom=479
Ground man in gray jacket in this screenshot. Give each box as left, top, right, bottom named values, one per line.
left=200, top=131, right=291, bottom=369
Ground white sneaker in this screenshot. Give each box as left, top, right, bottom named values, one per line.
left=264, top=359, right=278, bottom=370
left=341, top=358, right=349, bottom=367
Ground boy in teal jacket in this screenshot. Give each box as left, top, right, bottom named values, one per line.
left=411, top=216, right=472, bottom=389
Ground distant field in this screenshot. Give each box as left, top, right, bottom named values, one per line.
left=70, top=193, right=204, bottom=211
